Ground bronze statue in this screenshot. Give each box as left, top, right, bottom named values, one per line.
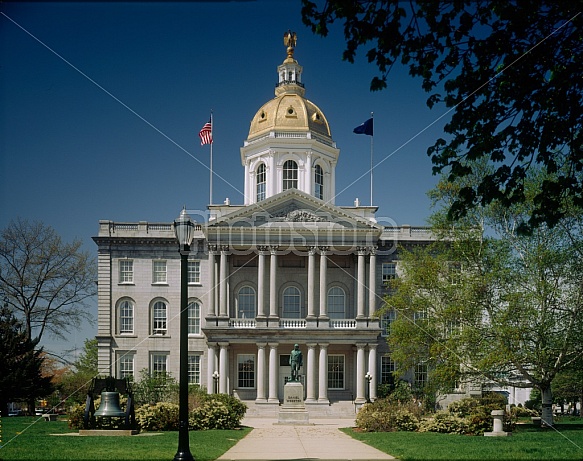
left=289, top=344, right=303, bottom=382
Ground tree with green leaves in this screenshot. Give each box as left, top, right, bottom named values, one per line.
left=58, top=338, right=98, bottom=405
left=383, top=167, right=583, bottom=426
left=0, top=303, right=54, bottom=416
left=302, top=1, right=583, bottom=231
left=0, top=218, right=96, bottom=350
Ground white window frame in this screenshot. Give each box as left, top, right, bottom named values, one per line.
left=152, top=260, right=167, bottom=284
left=152, top=300, right=167, bottom=335
left=119, top=259, right=134, bottom=284
left=314, top=164, right=324, bottom=200
left=327, top=354, right=345, bottom=390
left=118, top=352, right=135, bottom=379
left=380, top=356, right=395, bottom=385
left=188, top=300, right=201, bottom=335
left=188, top=260, right=201, bottom=284
left=151, top=353, right=168, bottom=377
left=282, top=160, right=298, bottom=190
left=380, top=309, right=397, bottom=337
left=327, top=286, right=345, bottom=319
left=256, top=163, right=266, bottom=202
left=237, top=354, right=255, bottom=389
left=282, top=286, right=301, bottom=318
left=382, top=262, right=397, bottom=283
left=118, top=299, right=134, bottom=334
left=188, top=355, right=201, bottom=385
left=237, top=286, right=256, bottom=319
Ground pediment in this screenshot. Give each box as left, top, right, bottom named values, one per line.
left=207, top=189, right=381, bottom=232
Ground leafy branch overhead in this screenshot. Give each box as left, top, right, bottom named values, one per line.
left=302, top=0, right=583, bottom=231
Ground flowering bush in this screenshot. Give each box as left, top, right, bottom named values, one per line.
left=356, top=398, right=421, bottom=432
left=135, top=402, right=179, bottom=431
left=67, top=403, right=85, bottom=429
left=419, top=411, right=469, bottom=434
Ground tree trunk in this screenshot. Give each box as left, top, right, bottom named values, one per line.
left=541, top=385, right=554, bottom=426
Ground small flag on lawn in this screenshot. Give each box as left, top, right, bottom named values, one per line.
left=353, top=118, right=373, bottom=136
left=199, top=119, right=213, bottom=145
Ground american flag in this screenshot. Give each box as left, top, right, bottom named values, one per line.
left=199, top=119, right=213, bottom=145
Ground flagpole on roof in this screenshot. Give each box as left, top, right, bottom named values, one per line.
left=210, top=110, right=213, bottom=205
left=370, top=111, right=374, bottom=207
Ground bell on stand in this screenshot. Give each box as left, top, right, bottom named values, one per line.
left=94, top=391, right=126, bottom=427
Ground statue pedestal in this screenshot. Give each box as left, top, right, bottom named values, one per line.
left=277, top=382, right=311, bottom=425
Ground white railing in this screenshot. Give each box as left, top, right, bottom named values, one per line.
left=229, top=319, right=257, bottom=328
left=329, top=319, right=357, bottom=329
left=279, top=319, right=307, bottom=328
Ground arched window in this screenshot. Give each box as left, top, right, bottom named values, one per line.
left=283, top=160, right=298, bottom=191
left=314, top=164, right=324, bottom=200
left=327, top=287, right=345, bottom=319
left=152, top=301, right=167, bottom=335
left=188, top=300, right=200, bottom=335
left=256, top=163, right=266, bottom=202
left=238, top=286, right=256, bottom=319
left=118, top=299, right=134, bottom=334
left=282, top=286, right=301, bottom=318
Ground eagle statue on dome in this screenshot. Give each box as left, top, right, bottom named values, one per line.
left=283, top=30, right=297, bottom=49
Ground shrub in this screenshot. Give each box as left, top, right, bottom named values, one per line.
left=135, top=402, right=179, bottom=431
left=356, top=398, right=421, bottom=432
left=189, top=394, right=247, bottom=430
left=68, top=403, right=85, bottom=430
left=446, top=394, right=512, bottom=435
left=419, top=411, right=469, bottom=434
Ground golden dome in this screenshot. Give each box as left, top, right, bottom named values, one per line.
left=248, top=94, right=332, bottom=140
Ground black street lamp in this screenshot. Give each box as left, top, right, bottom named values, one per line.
left=365, top=371, right=373, bottom=404
left=173, top=207, right=196, bottom=461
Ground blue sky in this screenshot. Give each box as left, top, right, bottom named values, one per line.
left=0, top=1, right=447, bottom=360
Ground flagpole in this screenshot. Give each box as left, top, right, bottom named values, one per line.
left=370, top=112, right=374, bottom=206
left=209, top=111, right=213, bottom=205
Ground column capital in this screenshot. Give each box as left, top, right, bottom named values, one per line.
left=318, top=246, right=329, bottom=254
left=256, top=342, right=267, bottom=349
left=306, top=342, right=318, bottom=348
left=269, top=245, right=280, bottom=254
left=308, top=246, right=317, bottom=256
left=357, top=246, right=368, bottom=256
left=257, top=245, right=270, bottom=253
left=208, top=244, right=219, bottom=253
left=355, top=342, right=367, bottom=350
left=368, top=343, right=378, bottom=351
left=220, top=245, right=230, bottom=253
left=318, top=342, right=329, bottom=349
left=369, top=246, right=378, bottom=256
left=218, top=341, right=230, bottom=348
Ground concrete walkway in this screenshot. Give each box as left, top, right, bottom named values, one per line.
left=217, top=416, right=395, bottom=461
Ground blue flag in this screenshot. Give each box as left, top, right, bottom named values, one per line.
left=353, top=118, right=373, bottom=136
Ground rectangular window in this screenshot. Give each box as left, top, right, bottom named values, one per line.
left=118, top=353, right=134, bottom=379
left=152, top=301, right=167, bottom=335
left=188, top=261, right=201, bottom=284
left=188, top=302, right=200, bottom=335
left=237, top=354, right=255, bottom=388
left=119, top=300, right=134, bottom=334
left=151, top=353, right=168, bottom=377
left=188, top=355, right=200, bottom=385
left=380, top=309, right=396, bottom=337
left=382, top=262, right=397, bottom=283
left=327, top=355, right=345, bottom=389
left=119, top=260, right=133, bottom=283
left=380, top=356, right=395, bottom=385
left=414, top=363, right=428, bottom=389
left=152, top=260, right=167, bottom=284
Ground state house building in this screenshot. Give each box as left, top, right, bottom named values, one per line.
left=93, top=39, right=436, bottom=413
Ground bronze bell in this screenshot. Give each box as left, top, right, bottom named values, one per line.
left=94, top=391, right=126, bottom=418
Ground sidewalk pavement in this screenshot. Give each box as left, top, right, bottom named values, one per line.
left=217, top=416, right=395, bottom=461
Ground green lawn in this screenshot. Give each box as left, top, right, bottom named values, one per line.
left=343, top=418, right=583, bottom=460
left=0, top=416, right=250, bottom=461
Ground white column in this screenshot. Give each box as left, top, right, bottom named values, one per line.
left=208, top=248, right=216, bottom=317
left=268, top=343, right=279, bottom=403
left=305, top=343, right=317, bottom=403
left=368, top=247, right=377, bottom=317
left=207, top=344, right=216, bottom=394
left=368, top=344, right=378, bottom=401
left=219, top=248, right=228, bottom=317
left=307, top=247, right=316, bottom=318
left=269, top=247, right=278, bottom=318
left=256, top=342, right=267, bottom=403
left=219, top=342, right=229, bottom=394
left=357, top=248, right=366, bottom=319
left=318, top=343, right=329, bottom=403
left=257, top=248, right=266, bottom=318
left=355, top=343, right=366, bottom=403
left=319, top=247, right=328, bottom=318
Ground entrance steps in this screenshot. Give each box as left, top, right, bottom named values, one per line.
left=242, top=400, right=358, bottom=419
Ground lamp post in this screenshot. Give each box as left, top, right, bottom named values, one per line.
left=212, top=371, right=220, bottom=394
left=173, top=207, right=195, bottom=461
left=365, top=372, right=373, bottom=404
